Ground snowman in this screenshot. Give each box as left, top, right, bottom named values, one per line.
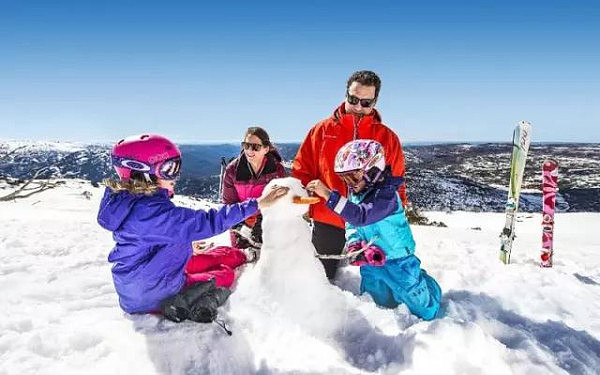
left=231, top=177, right=348, bottom=336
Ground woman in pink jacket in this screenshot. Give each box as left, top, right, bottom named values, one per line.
left=222, top=126, right=287, bottom=255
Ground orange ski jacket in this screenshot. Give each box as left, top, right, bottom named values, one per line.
left=292, top=103, right=407, bottom=229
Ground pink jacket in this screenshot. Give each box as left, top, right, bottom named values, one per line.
left=222, top=151, right=286, bottom=247
left=222, top=150, right=286, bottom=204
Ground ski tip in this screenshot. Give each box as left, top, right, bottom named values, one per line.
left=518, top=120, right=532, bottom=127
left=542, top=159, right=559, bottom=168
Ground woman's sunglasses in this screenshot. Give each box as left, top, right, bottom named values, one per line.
left=346, top=92, right=376, bottom=108
left=241, top=142, right=265, bottom=152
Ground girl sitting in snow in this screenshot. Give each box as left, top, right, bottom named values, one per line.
left=97, top=134, right=287, bottom=315
left=306, top=139, right=441, bottom=320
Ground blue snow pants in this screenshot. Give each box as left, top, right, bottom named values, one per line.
left=359, top=255, right=441, bottom=320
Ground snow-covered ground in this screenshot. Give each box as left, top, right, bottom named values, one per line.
left=1, top=180, right=599, bottom=375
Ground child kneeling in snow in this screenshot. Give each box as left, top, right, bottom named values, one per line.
left=97, top=134, right=287, bottom=316
left=306, top=139, right=441, bottom=320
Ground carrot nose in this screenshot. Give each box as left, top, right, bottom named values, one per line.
left=292, top=196, right=321, bottom=204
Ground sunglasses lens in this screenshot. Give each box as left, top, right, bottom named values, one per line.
left=347, top=94, right=359, bottom=105
left=339, top=170, right=363, bottom=186
left=159, top=158, right=181, bottom=180
left=360, top=99, right=374, bottom=108
left=242, top=142, right=263, bottom=151
left=347, top=93, right=375, bottom=108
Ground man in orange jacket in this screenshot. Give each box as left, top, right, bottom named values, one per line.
left=292, top=70, right=407, bottom=280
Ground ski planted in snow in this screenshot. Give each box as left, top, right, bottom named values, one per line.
left=540, top=159, right=558, bottom=267
left=499, top=121, right=532, bottom=264
left=218, top=156, right=228, bottom=201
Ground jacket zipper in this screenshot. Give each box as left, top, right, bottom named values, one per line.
left=353, top=115, right=360, bottom=140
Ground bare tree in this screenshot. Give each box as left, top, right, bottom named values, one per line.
left=0, top=167, right=65, bottom=201
left=0, top=147, right=65, bottom=202
left=0, top=145, right=26, bottom=160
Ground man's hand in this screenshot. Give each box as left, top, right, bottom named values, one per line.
left=306, top=179, right=331, bottom=200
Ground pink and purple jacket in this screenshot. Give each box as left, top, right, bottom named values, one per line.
left=222, top=151, right=286, bottom=245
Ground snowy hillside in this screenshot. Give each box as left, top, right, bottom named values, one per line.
left=1, top=180, right=599, bottom=375
left=2, top=140, right=599, bottom=212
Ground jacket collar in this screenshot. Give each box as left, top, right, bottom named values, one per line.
left=235, top=151, right=281, bottom=181
left=97, top=187, right=170, bottom=231
left=332, top=102, right=383, bottom=130
left=352, top=167, right=404, bottom=201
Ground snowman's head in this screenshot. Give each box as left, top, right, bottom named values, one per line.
left=260, top=177, right=320, bottom=219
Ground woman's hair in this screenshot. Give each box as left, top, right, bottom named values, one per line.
left=103, top=171, right=158, bottom=195
left=244, top=126, right=273, bottom=148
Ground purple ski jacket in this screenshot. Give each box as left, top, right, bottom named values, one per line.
left=97, top=187, right=257, bottom=314
left=324, top=169, right=416, bottom=260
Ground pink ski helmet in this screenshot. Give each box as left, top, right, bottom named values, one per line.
left=334, top=139, right=386, bottom=184
left=111, top=134, right=182, bottom=181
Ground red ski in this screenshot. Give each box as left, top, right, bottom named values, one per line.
left=540, top=159, right=558, bottom=267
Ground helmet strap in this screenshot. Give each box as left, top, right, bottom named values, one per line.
left=364, top=167, right=383, bottom=184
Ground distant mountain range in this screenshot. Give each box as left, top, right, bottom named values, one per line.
left=1, top=141, right=599, bottom=212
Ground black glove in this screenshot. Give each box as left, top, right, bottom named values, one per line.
left=233, top=221, right=262, bottom=248
left=189, top=287, right=232, bottom=323
left=231, top=222, right=252, bottom=248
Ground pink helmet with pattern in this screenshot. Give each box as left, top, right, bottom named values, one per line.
left=334, top=139, right=386, bottom=183
left=111, top=134, right=182, bottom=181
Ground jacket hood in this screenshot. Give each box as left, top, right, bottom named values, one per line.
left=360, top=167, right=404, bottom=198
left=383, top=168, right=405, bottom=189
left=379, top=166, right=404, bottom=189
left=97, top=187, right=169, bottom=231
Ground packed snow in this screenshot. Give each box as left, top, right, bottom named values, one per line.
left=1, top=179, right=599, bottom=375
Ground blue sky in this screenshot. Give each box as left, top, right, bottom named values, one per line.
left=2, top=0, right=599, bottom=143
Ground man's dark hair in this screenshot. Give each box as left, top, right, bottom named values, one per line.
left=346, top=70, right=382, bottom=98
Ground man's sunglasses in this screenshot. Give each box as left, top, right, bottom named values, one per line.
left=346, top=92, right=376, bottom=108
left=241, top=142, right=265, bottom=152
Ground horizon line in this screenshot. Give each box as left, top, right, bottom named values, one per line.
left=2, top=138, right=599, bottom=146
